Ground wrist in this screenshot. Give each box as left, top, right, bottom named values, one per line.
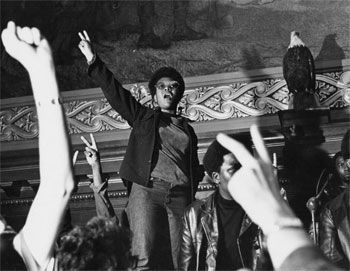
left=263, top=217, right=304, bottom=238
left=258, top=200, right=298, bottom=234
left=35, top=97, right=63, bottom=107
left=266, top=225, right=311, bottom=269
left=86, top=53, right=96, bottom=65
left=91, top=162, right=102, bottom=171
left=29, top=67, right=60, bottom=100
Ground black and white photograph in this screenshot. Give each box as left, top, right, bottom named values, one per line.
left=1, top=0, right=349, bottom=270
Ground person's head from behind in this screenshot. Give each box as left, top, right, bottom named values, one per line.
left=57, top=216, right=137, bottom=271
left=148, top=67, right=185, bottom=113
left=203, top=135, right=252, bottom=199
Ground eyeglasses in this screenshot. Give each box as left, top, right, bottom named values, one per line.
left=337, top=158, right=350, bottom=170
left=345, top=159, right=350, bottom=169
left=155, top=81, right=180, bottom=91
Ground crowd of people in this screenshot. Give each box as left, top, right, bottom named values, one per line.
left=0, top=21, right=349, bottom=271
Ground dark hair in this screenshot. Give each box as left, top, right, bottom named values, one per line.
left=57, top=216, right=137, bottom=271
left=203, top=135, right=252, bottom=177
left=148, top=67, right=185, bottom=103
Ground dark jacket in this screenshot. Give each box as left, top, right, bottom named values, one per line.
left=88, top=56, right=203, bottom=198
left=179, top=191, right=270, bottom=271
left=319, top=189, right=350, bottom=269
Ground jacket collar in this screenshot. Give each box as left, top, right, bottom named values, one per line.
left=199, top=190, right=255, bottom=269
left=200, top=192, right=219, bottom=264
left=201, top=189, right=253, bottom=240
left=200, top=190, right=253, bottom=236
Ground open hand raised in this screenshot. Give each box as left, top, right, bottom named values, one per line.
left=78, top=30, right=94, bottom=62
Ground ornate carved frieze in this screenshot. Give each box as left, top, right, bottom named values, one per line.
left=0, top=181, right=217, bottom=206
left=0, top=106, right=39, bottom=141
left=1, top=70, right=349, bottom=142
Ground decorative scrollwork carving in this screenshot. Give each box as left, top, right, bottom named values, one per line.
left=1, top=70, right=349, bottom=141
left=0, top=106, right=38, bottom=141
left=66, top=99, right=130, bottom=134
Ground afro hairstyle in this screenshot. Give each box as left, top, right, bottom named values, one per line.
left=203, top=134, right=252, bottom=178
left=148, top=66, right=185, bottom=103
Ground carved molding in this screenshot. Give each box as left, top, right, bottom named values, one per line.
left=0, top=182, right=218, bottom=206
left=1, top=70, right=349, bottom=142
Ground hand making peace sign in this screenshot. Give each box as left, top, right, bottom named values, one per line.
left=216, top=125, right=295, bottom=235
left=81, top=133, right=100, bottom=166
left=78, top=30, right=94, bottom=62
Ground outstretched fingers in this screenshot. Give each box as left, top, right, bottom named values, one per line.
left=250, top=125, right=271, bottom=165
left=250, top=125, right=280, bottom=193
left=78, top=32, right=85, bottom=41
left=72, top=150, right=79, bottom=166
left=83, top=30, right=90, bottom=42
left=216, top=133, right=256, bottom=168
left=78, top=30, right=90, bottom=41
left=80, top=135, right=91, bottom=148
left=81, top=134, right=98, bottom=152
left=89, top=133, right=97, bottom=150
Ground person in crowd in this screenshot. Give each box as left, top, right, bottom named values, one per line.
left=57, top=134, right=128, bottom=270
left=137, top=0, right=207, bottom=49
left=179, top=135, right=272, bottom=271
left=217, top=125, right=344, bottom=271
left=78, top=30, right=203, bottom=270
left=80, top=133, right=119, bottom=224
left=1, top=21, right=135, bottom=271
left=319, top=130, right=350, bottom=270
left=323, top=151, right=348, bottom=200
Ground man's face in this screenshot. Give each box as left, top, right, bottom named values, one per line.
left=335, top=155, right=350, bottom=185
left=217, top=153, right=241, bottom=195
left=153, top=77, right=181, bottom=112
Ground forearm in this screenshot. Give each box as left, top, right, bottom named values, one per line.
left=260, top=202, right=312, bottom=269
left=88, top=56, right=140, bottom=122
left=91, top=162, right=104, bottom=187
left=90, top=178, right=118, bottom=224
left=267, top=226, right=312, bottom=269
left=22, top=65, right=74, bottom=267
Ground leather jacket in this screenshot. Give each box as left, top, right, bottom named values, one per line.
left=319, top=189, right=350, bottom=269
left=179, top=191, right=271, bottom=271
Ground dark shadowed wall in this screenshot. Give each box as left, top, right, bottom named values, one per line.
left=1, top=0, right=349, bottom=98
